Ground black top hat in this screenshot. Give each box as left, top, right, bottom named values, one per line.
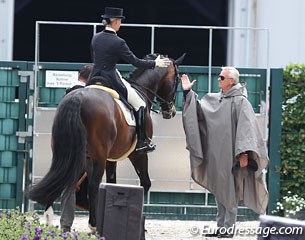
left=101, top=7, right=125, bottom=20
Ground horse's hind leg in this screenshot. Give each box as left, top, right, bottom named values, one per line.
left=87, top=154, right=106, bottom=230
left=44, top=204, right=54, bottom=226
left=128, top=152, right=151, bottom=194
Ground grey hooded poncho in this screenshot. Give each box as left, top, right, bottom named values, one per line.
left=182, top=84, right=269, bottom=214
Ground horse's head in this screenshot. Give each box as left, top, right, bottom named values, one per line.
left=157, top=53, right=185, bottom=119
left=128, top=53, right=185, bottom=119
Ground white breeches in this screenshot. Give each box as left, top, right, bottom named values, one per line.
left=117, top=69, right=146, bottom=111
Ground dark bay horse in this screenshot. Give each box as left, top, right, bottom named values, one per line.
left=27, top=53, right=185, bottom=229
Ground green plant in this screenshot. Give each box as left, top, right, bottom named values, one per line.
left=0, top=208, right=104, bottom=240
left=273, top=191, right=305, bottom=217
left=277, top=63, right=305, bottom=199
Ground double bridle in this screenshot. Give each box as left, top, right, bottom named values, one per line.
left=130, top=63, right=180, bottom=119
left=158, top=64, right=180, bottom=118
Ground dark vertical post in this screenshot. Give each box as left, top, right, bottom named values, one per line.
left=267, top=68, right=283, bottom=214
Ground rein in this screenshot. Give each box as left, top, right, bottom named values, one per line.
left=128, top=82, right=160, bottom=113
left=130, top=81, right=167, bottom=105
left=129, top=63, right=180, bottom=112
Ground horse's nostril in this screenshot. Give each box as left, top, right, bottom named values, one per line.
left=162, top=112, right=172, bottom=119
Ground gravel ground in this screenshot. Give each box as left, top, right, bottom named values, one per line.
left=40, top=214, right=260, bottom=239
left=144, top=219, right=260, bottom=240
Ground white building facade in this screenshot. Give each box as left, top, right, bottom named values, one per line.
left=0, top=0, right=14, bottom=61
left=228, top=0, right=305, bottom=68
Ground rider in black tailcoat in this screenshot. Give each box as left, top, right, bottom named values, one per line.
left=88, top=7, right=170, bottom=153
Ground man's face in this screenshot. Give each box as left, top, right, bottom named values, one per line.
left=218, top=69, right=235, bottom=93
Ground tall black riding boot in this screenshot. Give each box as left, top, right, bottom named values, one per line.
left=134, top=107, right=156, bottom=153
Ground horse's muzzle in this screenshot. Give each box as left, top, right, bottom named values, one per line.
left=161, top=105, right=176, bottom=119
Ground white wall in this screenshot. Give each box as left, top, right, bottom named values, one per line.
left=256, top=0, right=305, bottom=68
left=0, top=0, right=14, bottom=61
left=228, top=0, right=305, bottom=68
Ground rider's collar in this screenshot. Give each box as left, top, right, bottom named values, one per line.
left=105, top=27, right=116, bottom=33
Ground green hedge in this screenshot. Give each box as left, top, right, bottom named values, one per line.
left=278, top=64, right=305, bottom=197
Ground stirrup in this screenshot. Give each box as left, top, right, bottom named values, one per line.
left=136, top=140, right=156, bottom=153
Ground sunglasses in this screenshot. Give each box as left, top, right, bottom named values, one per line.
left=218, top=75, right=234, bottom=81
left=218, top=75, right=226, bottom=81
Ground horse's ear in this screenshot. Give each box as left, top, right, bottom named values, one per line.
left=174, top=53, right=186, bottom=65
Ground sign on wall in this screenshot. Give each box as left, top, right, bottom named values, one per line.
left=45, top=70, right=78, bottom=88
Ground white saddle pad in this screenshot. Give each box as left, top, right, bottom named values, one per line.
left=114, top=99, right=136, bottom=126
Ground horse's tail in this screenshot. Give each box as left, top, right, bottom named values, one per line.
left=27, top=92, right=87, bottom=206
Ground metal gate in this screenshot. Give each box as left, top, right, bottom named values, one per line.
left=0, top=61, right=34, bottom=211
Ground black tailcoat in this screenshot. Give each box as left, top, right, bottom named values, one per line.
left=89, top=30, right=155, bottom=98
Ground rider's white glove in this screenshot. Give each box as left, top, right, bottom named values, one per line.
left=155, top=55, right=171, bottom=67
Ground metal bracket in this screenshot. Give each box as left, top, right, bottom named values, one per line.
left=18, top=71, right=34, bottom=90
left=16, top=125, right=33, bottom=143
left=28, top=95, right=34, bottom=119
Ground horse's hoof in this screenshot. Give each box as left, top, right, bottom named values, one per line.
left=44, top=206, right=54, bottom=226
left=61, top=226, right=71, bottom=232
left=88, top=223, right=97, bottom=234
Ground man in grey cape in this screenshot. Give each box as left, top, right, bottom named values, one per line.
left=181, top=67, right=269, bottom=238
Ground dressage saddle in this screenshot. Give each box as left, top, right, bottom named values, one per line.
left=89, top=76, right=133, bottom=110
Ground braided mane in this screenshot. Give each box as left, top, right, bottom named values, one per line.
left=127, top=53, right=163, bottom=81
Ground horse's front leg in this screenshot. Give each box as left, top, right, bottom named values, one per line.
left=128, top=152, right=150, bottom=239
left=128, top=152, right=151, bottom=194
left=87, top=159, right=105, bottom=231
left=106, top=161, right=117, bottom=183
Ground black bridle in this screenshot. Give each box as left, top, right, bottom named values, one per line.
left=158, top=64, right=180, bottom=118
left=130, top=61, right=180, bottom=117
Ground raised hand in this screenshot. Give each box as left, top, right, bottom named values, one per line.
left=181, top=74, right=196, bottom=90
